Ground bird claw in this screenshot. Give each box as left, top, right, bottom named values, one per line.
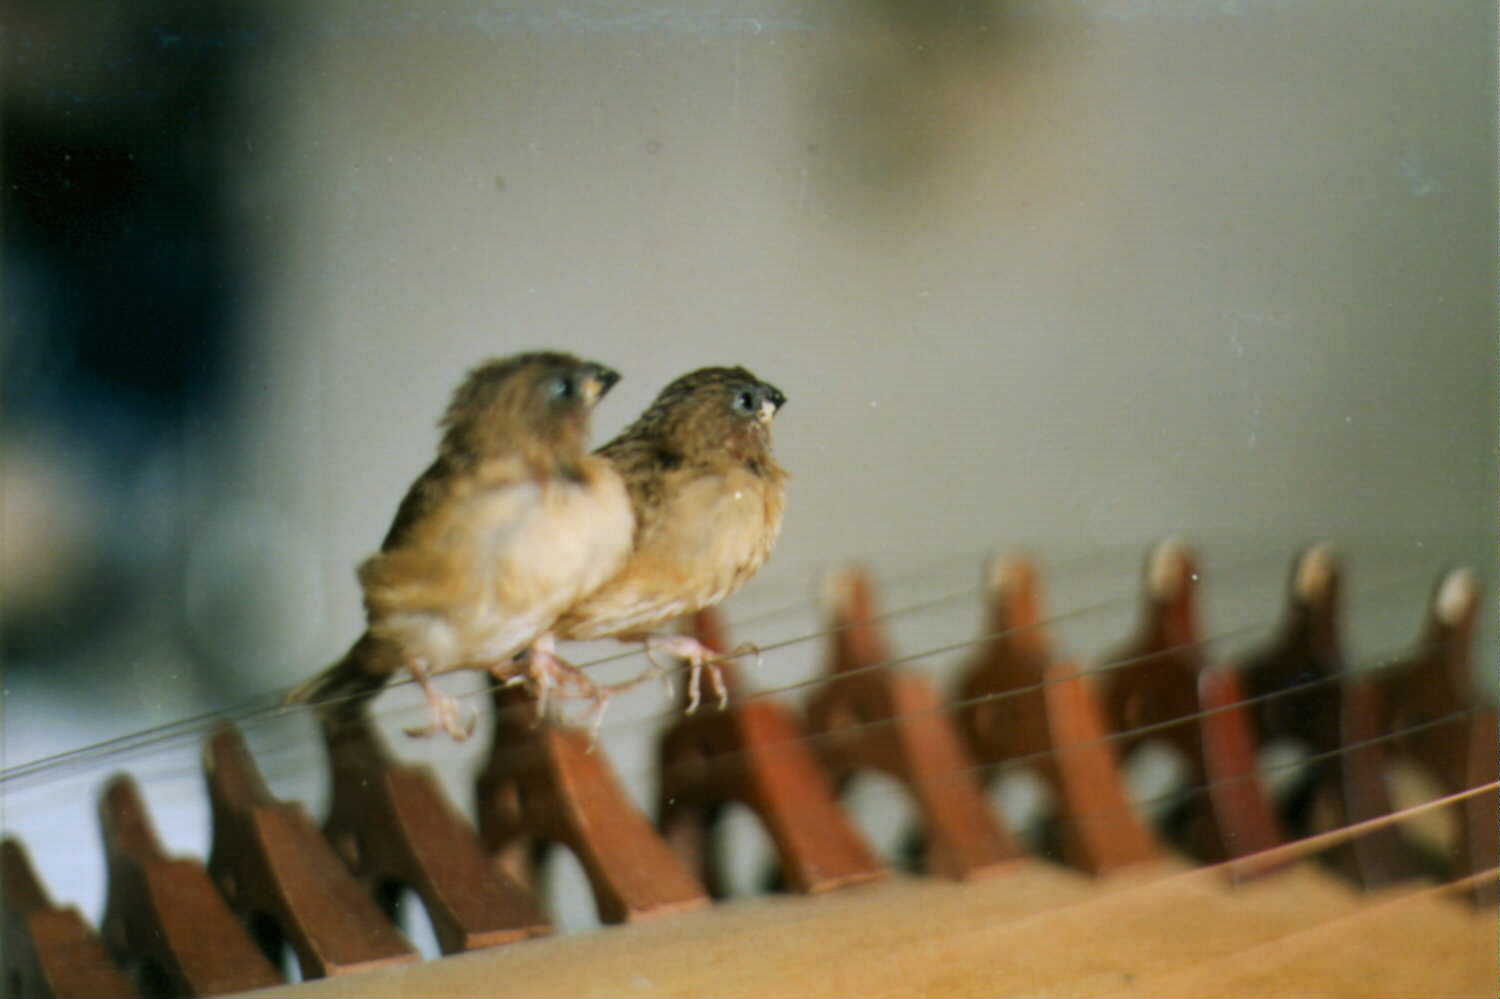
left=685, top=660, right=730, bottom=715
left=730, top=641, right=763, bottom=670
left=403, top=686, right=475, bottom=741
left=710, top=659, right=731, bottom=711
left=646, top=634, right=748, bottom=714
left=504, top=638, right=631, bottom=744
left=580, top=693, right=613, bottom=751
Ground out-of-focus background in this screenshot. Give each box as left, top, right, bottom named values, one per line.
left=2, top=0, right=1494, bottom=967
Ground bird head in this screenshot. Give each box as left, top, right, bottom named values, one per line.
left=620, top=366, right=786, bottom=466
left=440, top=351, right=621, bottom=466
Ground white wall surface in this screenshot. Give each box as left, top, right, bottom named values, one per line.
left=237, top=0, right=1495, bottom=679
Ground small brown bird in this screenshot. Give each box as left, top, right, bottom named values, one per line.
left=552, top=366, right=788, bottom=711
left=285, top=352, right=634, bottom=739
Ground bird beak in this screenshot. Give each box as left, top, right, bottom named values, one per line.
left=581, top=364, right=621, bottom=406
left=758, top=383, right=786, bottom=423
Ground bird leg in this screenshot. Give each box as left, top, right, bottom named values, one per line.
left=495, top=635, right=565, bottom=722
left=491, top=635, right=686, bottom=745
left=643, top=635, right=747, bottom=713
left=497, top=634, right=618, bottom=739
left=402, top=659, right=475, bottom=741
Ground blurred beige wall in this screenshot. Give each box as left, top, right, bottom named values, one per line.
left=234, top=0, right=1496, bottom=686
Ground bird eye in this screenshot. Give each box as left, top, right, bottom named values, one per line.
left=548, top=375, right=576, bottom=400
left=734, top=390, right=755, bottom=412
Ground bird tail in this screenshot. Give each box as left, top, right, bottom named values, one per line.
left=283, top=634, right=393, bottom=723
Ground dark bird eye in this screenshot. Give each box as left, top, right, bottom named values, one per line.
left=548, top=375, right=576, bottom=400
left=734, top=390, right=755, bottom=412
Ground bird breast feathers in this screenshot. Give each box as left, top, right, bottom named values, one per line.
left=557, top=463, right=783, bottom=640
left=654, top=466, right=783, bottom=581
left=361, top=456, right=633, bottom=632
left=488, top=459, right=634, bottom=605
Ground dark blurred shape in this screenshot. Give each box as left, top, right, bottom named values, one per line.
left=867, top=0, right=1004, bottom=38
left=811, top=0, right=1019, bottom=217
left=2, top=0, right=267, bottom=660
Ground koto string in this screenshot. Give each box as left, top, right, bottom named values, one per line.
left=0, top=553, right=1463, bottom=793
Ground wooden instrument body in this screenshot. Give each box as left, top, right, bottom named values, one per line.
left=3, top=546, right=1495, bottom=999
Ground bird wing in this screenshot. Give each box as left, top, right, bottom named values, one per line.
left=359, top=456, right=536, bottom=620
left=555, top=462, right=781, bottom=641
left=379, top=456, right=454, bottom=551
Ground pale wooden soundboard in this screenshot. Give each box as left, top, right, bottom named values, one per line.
left=234, top=859, right=1497, bottom=998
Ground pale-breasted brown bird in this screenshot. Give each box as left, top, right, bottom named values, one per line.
left=551, top=366, right=788, bottom=711
left=285, top=351, right=634, bottom=739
